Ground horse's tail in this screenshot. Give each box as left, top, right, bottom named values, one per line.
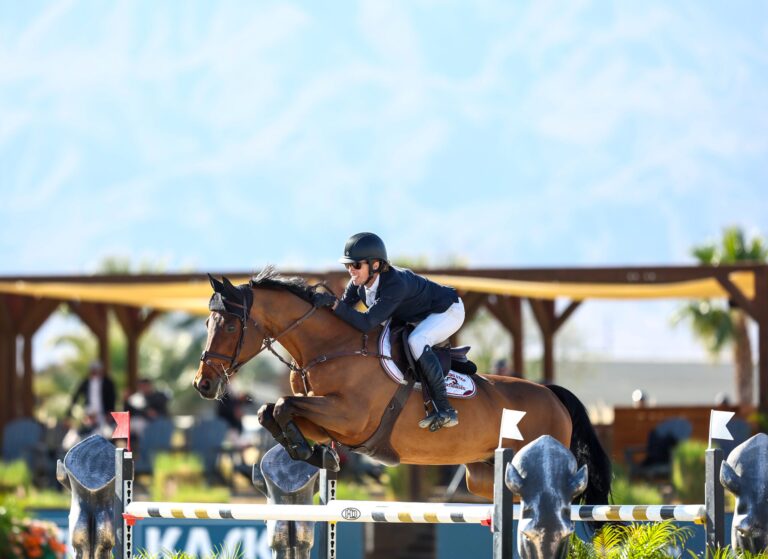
left=547, top=384, right=612, bottom=505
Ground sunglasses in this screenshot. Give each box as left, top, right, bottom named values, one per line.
left=345, top=261, right=364, bottom=270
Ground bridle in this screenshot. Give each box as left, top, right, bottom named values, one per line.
left=200, top=296, right=319, bottom=381
left=200, top=286, right=392, bottom=393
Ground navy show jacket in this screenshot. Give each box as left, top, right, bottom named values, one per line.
left=333, top=266, right=459, bottom=333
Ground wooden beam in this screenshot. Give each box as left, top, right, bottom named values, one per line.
left=0, top=296, right=19, bottom=422
left=460, top=292, right=487, bottom=321
left=22, top=334, right=33, bottom=417
left=113, top=305, right=163, bottom=393
left=18, top=299, right=60, bottom=337
left=529, top=299, right=555, bottom=383
left=716, top=273, right=757, bottom=320
left=12, top=299, right=61, bottom=417
left=755, top=268, right=768, bottom=415
left=68, top=302, right=110, bottom=375
left=0, top=332, right=13, bottom=435
left=484, top=295, right=524, bottom=377
left=553, top=300, right=582, bottom=332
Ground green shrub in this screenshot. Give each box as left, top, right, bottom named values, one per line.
left=383, top=465, right=439, bottom=500
left=149, top=452, right=230, bottom=503
left=671, top=440, right=707, bottom=503
left=18, top=490, right=70, bottom=510
left=168, top=485, right=230, bottom=503
left=568, top=521, right=691, bottom=558
left=610, top=466, right=664, bottom=505
left=0, top=461, right=31, bottom=495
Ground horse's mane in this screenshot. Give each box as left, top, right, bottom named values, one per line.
left=250, top=265, right=317, bottom=304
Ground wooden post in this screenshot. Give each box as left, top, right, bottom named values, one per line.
left=485, top=296, right=524, bottom=377
left=529, top=299, right=555, bottom=383
left=529, top=299, right=582, bottom=384
left=0, top=295, right=22, bottom=421
left=755, top=267, right=768, bottom=415
left=113, top=306, right=160, bottom=393
left=68, top=302, right=110, bottom=376
left=18, top=299, right=60, bottom=417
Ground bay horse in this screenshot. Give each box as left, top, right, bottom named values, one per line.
left=194, top=268, right=611, bottom=502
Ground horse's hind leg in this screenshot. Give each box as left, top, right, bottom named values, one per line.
left=465, top=462, right=495, bottom=500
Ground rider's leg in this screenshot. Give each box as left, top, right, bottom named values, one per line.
left=408, top=299, right=465, bottom=430
left=416, top=346, right=458, bottom=430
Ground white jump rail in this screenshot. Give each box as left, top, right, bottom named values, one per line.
left=124, top=500, right=706, bottom=524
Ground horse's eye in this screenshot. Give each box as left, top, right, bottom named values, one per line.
left=226, top=324, right=237, bottom=333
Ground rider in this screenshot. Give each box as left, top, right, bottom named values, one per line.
left=312, top=232, right=463, bottom=431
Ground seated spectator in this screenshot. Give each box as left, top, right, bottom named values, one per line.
left=124, top=378, right=170, bottom=439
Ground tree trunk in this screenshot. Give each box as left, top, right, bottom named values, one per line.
left=732, top=309, right=754, bottom=411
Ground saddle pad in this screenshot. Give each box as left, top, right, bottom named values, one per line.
left=379, top=320, right=476, bottom=399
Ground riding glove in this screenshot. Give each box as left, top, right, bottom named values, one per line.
left=312, top=291, right=337, bottom=308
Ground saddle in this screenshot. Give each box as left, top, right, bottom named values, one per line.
left=388, top=322, right=478, bottom=379
left=346, top=321, right=477, bottom=467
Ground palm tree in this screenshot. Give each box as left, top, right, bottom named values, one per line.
left=673, top=227, right=767, bottom=409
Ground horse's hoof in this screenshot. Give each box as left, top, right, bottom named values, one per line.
left=289, top=442, right=313, bottom=461
left=283, top=421, right=313, bottom=460
left=307, top=445, right=340, bottom=472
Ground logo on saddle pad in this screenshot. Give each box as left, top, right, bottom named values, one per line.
left=378, top=320, right=477, bottom=399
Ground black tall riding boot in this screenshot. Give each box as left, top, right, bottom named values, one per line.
left=416, top=346, right=459, bottom=431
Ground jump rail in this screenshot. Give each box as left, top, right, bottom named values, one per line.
left=124, top=500, right=706, bottom=524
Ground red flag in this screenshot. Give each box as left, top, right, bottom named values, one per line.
left=111, top=411, right=131, bottom=451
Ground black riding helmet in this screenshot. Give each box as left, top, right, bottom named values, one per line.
left=339, top=232, right=388, bottom=264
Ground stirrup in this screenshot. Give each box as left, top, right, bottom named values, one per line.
left=419, top=409, right=458, bottom=431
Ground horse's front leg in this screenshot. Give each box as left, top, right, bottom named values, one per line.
left=256, top=401, right=320, bottom=469
left=256, top=403, right=299, bottom=454
left=272, top=394, right=354, bottom=471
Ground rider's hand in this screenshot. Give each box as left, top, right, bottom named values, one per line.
left=312, top=291, right=337, bottom=309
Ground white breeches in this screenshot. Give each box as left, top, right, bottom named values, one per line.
left=407, top=299, right=465, bottom=360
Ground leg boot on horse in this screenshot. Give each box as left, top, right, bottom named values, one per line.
left=416, top=346, right=458, bottom=431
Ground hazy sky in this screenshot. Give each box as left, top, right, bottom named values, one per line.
left=2, top=1, right=767, bottom=364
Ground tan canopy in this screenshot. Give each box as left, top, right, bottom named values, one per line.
left=0, top=271, right=754, bottom=315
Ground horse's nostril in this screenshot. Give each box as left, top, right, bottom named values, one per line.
left=198, top=378, right=211, bottom=393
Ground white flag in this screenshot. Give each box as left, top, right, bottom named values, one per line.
left=499, top=408, right=526, bottom=444
left=709, top=410, right=735, bottom=442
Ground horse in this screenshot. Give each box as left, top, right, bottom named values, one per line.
left=194, top=268, right=611, bottom=502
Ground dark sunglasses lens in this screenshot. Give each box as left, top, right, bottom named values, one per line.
left=346, top=261, right=363, bottom=270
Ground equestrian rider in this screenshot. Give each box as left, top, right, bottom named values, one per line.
left=312, top=232, right=463, bottom=431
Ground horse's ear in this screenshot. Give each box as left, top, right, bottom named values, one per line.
left=221, top=276, right=241, bottom=299
left=209, top=274, right=224, bottom=293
